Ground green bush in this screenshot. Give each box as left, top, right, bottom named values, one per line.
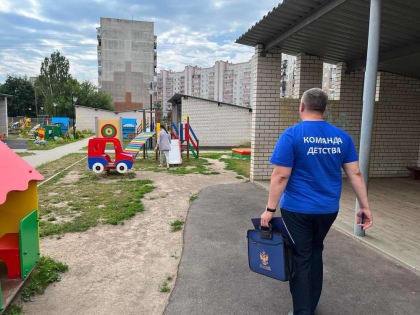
left=75, top=130, right=82, bottom=139
left=55, top=137, right=64, bottom=144
left=68, top=134, right=74, bottom=140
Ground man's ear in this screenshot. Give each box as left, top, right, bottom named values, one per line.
left=299, top=102, right=305, bottom=112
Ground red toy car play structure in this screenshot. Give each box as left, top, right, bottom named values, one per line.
left=88, top=138, right=134, bottom=174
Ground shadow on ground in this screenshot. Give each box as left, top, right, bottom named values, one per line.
left=165, top=183, right=420, bottom=315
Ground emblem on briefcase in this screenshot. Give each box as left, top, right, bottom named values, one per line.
left=259, top=251, right=271, bottom=271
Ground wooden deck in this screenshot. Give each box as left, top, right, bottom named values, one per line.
left=337, top=177, right=420, bottom=273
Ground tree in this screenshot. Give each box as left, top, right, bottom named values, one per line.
left=36, top=51, right=113, bottom=117
left=76, top=81, right=113, bottom=111
left=0, top=75, right=36, bottom=117
left=36, top=50, right=71, bottom=116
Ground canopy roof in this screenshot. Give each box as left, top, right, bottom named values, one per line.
left=0, top=141, right=44, bottom=205
left=236, top=0, right=420, bottom=78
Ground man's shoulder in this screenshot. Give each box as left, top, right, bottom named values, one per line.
left=325, top=122, right=351, bottom=138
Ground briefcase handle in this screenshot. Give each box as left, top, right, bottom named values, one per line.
left=259, top=223, right=273, bottom=240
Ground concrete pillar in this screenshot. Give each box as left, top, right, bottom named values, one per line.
left=250, top=45, right=282, bottom=182
left=355, top=0, right=382, bottom=236
left=0, top=96, right=8, bottom=138
left=293, top=53, right=324, bottom=98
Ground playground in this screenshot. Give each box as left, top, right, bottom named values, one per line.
left=8, top=149, right=247, bottom=314
left=2, top=108, right=419, bottom=315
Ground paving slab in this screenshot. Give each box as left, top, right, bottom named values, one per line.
left=21, top=137, right=91, bottom=168
left=165, top=183, right=420, bottom=315
left=1, top=138, right=28, bottom=149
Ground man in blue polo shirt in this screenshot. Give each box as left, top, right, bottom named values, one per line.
left=261, top=88, right=373, bottom=315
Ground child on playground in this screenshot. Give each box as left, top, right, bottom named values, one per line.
left=155, top=125, right=171, bottom=169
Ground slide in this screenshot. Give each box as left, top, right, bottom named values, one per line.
left=169, top=139, right=182, bottom=165
left=124, top=132, right=155, bottom=157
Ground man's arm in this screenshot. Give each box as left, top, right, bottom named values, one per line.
left=261, top=165, right=292, bottom=227
left=342, top=161, right=373, bottom=230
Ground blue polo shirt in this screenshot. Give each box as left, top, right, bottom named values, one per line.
left=270, top=121, right=358, bottom=214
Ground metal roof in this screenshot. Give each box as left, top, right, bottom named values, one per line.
left=236, top=0, right=420, bottom=78
left=168, top=94, right=252, bottom=112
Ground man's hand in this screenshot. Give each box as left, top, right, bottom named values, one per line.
left=261, top=210, right=275, bottom=228
left=356, top=207, right=373, bottom=230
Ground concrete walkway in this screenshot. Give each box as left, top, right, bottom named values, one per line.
left=21, top=137, right=91, bottom=168
left=165, top=183, right=420, bottom=315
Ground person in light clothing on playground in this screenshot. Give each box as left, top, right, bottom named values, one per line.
left=156, top=125, right=171, bottom=169
left=260, top=88, right=373, bottom=315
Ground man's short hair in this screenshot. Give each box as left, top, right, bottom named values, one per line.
left=301, top=88, right=328, bottom=113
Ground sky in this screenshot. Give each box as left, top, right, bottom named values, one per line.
left=0, top=0, right=281, bottom=85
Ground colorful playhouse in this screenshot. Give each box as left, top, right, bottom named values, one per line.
left=51, top=117, right=70, bottom=134
left=0, top=142, right=44, bottom=311
left=122, top=118, right=137, bottom=140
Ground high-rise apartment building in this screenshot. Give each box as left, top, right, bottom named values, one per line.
left=280, top=55, right=336, bottom=99
left=158, top=55, right=336, bottom=109
left=157, top=60, right=252, bottom=109
left=97, top=18, right=157, bottom=111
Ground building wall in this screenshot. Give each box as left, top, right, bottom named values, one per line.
left=250, top=59, right=420, bottom=180
left=179, top=97, right=252, bottom=147
left=75, top=106, right=143, bottom=132
left=98, top=18, right=156, bottom=110
left=371, top=72, right=420, bottom=175
left=0, top=96, right=7, bottom=137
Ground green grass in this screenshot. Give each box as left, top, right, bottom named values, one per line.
left=36, top=153, right=85, bottom=178
left=199, top=152, right=224, bottom=159
left=6, top=133, right=22, bottom=139
left=39, top=177, right=154, bottom=236
left=27, top=133, right=92, bottom=150
left=220, top=157, right=250, bottom=178
left=170, top=220, right=184, bottom=232
left=236, top=175, right=244, bottom=179
left=21, top=256, right=68, bottom=302
left=136, top=154, right=219, bottom=176
left=16, top=151, right=35, bottom=157
left=189, top=193, right=198, bottom=202
left=160, top=281, right=170, bottom=292
left=4, top=304, right=22, bottom=315
left=36, top=153, right=154, bottom=236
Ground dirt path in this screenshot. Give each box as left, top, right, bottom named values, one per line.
left=22, top=159, right=244, bottom=315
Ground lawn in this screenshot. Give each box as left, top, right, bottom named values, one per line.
left=34, top=149, right=249, bottom=238
left=27, top=134, right=92, bottom=151
left=200, top=151, right=250, bottom=178
left=220, top=157, right=250, bottom=178
left=36, top=154, right=155, bottom=237
left=135, top=153, right=220, bottom=175
left=16, top=151, right=35, bottom=157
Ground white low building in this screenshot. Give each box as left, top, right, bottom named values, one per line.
left=0, top=94, right=11, bottom=138
left=169, top=94, right=252, bottom=148
left=75, top=105, right=144, bottom=132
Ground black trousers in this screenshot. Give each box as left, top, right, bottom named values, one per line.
left=281, top=209, right=338, bottom=315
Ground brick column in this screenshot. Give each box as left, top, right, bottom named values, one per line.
left=250, top=45, right=282, bottom=182
left=293, top=53, right=323, bottom=98
left=334, top=62, right=364, bottom=148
